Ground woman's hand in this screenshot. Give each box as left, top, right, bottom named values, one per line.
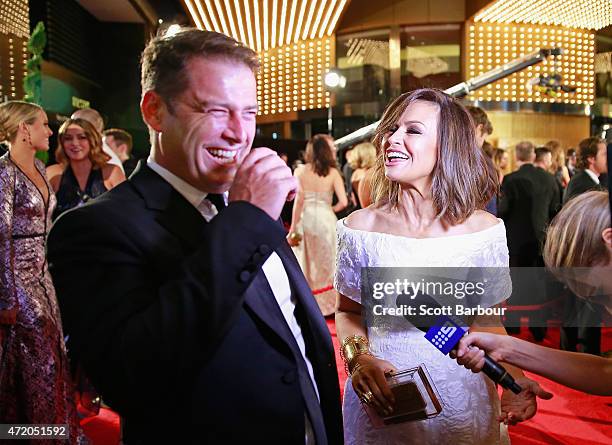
left=350, top=355, right=398, bottom=416
left=499, top=376, right=553, bottom=425
left=450, top=331, right=512, bottom=372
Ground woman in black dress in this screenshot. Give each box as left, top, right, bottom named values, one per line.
left=47, top=118, right=124, bottom=220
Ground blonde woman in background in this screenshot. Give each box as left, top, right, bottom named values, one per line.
left=288, top=134, right=348, bottom=315
left=0, top=101, right=84, bottom=443
left=493, top=148, right=509, bottom=183
left=545, top=140, right=571, bottom=188
left=349, top=142, right=376, bottom=209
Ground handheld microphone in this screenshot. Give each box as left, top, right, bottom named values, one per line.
left=397, top=293, right=522, bottom=394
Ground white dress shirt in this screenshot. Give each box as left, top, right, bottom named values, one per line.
left=146, top=157, right=319, bottom=443
left=103, top=140, right=125, bottom=173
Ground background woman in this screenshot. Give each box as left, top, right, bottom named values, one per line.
left=335, top=89, right=548, bottom=444
left=47, top=118, right=124, bottom=220
left=349, top=142, right=377, bottom=210
left=0, top=101, right=83, bottom=443
left=545, top=140, right=571, bottom=189
left=288, top=134, right=348, bottom=315
left=493, top=148, right=509, bottom=183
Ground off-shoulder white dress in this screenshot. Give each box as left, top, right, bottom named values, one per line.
left=334, top=218, right=512, bottom=445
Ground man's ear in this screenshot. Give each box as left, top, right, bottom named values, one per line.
left=587, top=154, right=596, bottom=169
left=117, top=143, right=128, bottom=156
left=141, top=91, right=166, bottom=132
left=602, top=227, right=612, bottom=249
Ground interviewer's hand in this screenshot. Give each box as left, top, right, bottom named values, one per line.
left=499, top=377, right=553, bottom=425
left=350, top=355, right=397, bottom=417
left=230, top=148, right=298, bottom=220
left=450, top=332, right=511, bottom=372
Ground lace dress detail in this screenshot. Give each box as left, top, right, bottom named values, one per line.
left=0, top=154, right=85, bottom=444
left=334, top=219, right=511, bottom=445
left=292, top=191, right=337, bottom=315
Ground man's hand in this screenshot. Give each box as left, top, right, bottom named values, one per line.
left=229, top=148, right=298, bottom=220
left=499, top=376, right=553, bottom=425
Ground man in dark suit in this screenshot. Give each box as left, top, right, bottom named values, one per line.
left=564, top=136, right=607, bottom=203
left=498, top=142, right=560, bottom=339
left=103, top=128, right=139, bottom=178
left=561, top=136, right=608, bottom=354
left=47, top=29, right=342, bottom=445
left=499, top=142, right=560, bottom=267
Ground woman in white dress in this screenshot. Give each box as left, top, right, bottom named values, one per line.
left=335, top=89, right=550, bottom=444
left=288, top=134, right=348, bottom=315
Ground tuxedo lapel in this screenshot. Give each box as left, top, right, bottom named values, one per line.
left=130, top=164, right=206, bottom=248
left=243, top=271, right=294, bottom=344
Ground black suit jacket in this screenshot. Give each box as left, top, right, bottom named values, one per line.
left=564, top=169, right=604, bottom=204
left=47, top=164, right=343, bottom=445
left=498, top=164, right=560, bottom=259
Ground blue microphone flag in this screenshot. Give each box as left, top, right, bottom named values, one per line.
left=424, top=315, right=468, bottom=355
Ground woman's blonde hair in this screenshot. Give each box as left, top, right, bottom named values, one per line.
left=370, top=88, right=498, bottom=225
left=349, top=142, right=376, bottom=170
left=56, top=118, right=110, bottom=168
left=0, top=101, right=44, bottom=144
left=545, top=140, right=565, bottom=174
left=544, top=191, right=610, bottom=269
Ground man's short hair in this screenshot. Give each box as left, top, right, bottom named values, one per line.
left=515, top=141, right=535, bottom=162
left=535, top=146, right=552, bottom=162
left=577, top=136, right=604, bottom=169
left=140, top=28, right=259, bottom=112
left=466, top=105, right=493, bottom=135
left=104, top=128, right=133, bottom=155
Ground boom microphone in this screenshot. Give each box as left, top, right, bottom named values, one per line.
left=397, top=293, right=522, bottom=394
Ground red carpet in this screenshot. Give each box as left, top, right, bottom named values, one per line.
left=81, top=321, right=612, bottom=444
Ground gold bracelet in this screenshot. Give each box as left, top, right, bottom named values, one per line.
left=340, top=335, right=371, bottom=375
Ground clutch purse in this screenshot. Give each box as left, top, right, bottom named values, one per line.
left=363, top=364, right=443, bottom=428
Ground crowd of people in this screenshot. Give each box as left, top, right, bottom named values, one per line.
left=0, top=26, right=609, bottom=445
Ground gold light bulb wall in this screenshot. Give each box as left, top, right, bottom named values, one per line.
left=466, top=22, right=594, bottom=105
left=474, top=0, right=612, bottom=31
left=0, top=0, right=29, bottom=101
left=257, top=36, right=332, bottom=116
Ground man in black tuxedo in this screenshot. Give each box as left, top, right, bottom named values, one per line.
left=499, top=142, right=560, bottom=267
left=564, top=137, right=607, bottom=203
left=561, top=136, right=608, bottom=354
left=498, top=142, right=560, bottom=338
left=48, top=29, right=342, bottom=445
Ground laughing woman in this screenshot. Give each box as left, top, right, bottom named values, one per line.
left=47, top=118, right=124, bottom=220
left=335, top=89, right=550, bottom=444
